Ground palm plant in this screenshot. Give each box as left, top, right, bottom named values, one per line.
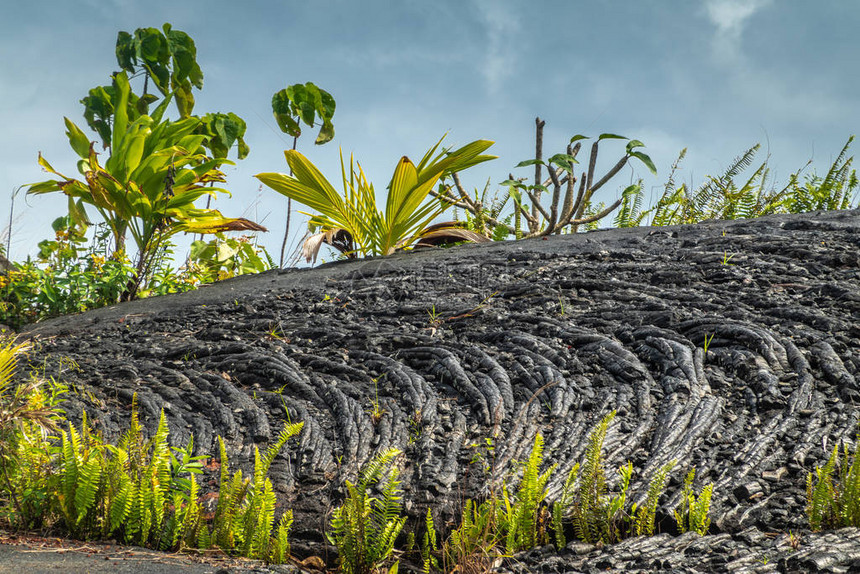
left=255, top=138, right=496, bottom=262
left=28, top=71, right=265, bottom=299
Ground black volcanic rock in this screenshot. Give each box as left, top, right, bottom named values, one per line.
left=19, top=209, right=860, bottom=572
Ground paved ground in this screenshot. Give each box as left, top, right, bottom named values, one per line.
left=0, top=531, right=312, bottom=573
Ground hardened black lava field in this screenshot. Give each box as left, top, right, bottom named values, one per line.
left=22, top=209, right=860, bottom=573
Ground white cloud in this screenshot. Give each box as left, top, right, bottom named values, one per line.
left=705, top=0, right=772, bottom=64
left=473, top=0, right=519, bottom=94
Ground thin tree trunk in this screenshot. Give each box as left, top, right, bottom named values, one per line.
left=279, top=135, right=299, bottom=268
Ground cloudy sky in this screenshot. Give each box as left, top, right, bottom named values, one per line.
left=1, top=1, right=857, bottom=262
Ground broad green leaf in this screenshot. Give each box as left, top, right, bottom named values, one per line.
left=26, top=180, right=62, bottom=194
left=67, top=196, right=90, bottom=228
left=316, top=118, right=335, bottom=145
left=174, top=80, right=195, bottom=119
left=598, top=133, right=627, bottom=141
left=111, top=72, right=131, bottom=154
left=626, top=139, right=645, bottom=152
left=272, top=89, right=302, bottom=137
left=135, top=93, right=159, bottom=116
left=317, top=86, right=336, bottom=120
left=548, top=153, right=579, bottom=166
left=115, top=30, right=137, bottom=73
left=570, top=134, right=590, bottom=144
left=516, top=159, right=545, bottom=168
left=64, top=118, right=92, bottom=159
left=630, top=151, right=658, bottom=175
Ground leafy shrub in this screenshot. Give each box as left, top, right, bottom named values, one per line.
left=0, top=219, right=138, bottom=328
left=188, top=233, right=273, bottom=283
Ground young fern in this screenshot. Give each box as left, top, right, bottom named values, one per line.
left=807, top=444, right=840, bottom=531
left=270, top=510, right=294, bottom=564
left=602, top=462, right=632, bottom=543
left=633, top=461, right=675, bottom=536
left=504, top=432, right=556, bottom=553
left=421, top=508, right=439, bottom=574
left=552, top=463, right=579, bottom=549
left=572, top=411, right=615, bottom=544
left=443, top=498, right=503, bottom=574
left=673, top=468, right=712, bottom=535
left=806, top=436, right=860, bottom=532
left=329, top=448, right=405, bottom=574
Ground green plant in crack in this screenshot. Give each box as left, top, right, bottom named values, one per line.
left=674, top=467, right=713, bottom=535
left=503, top=432, right=556, bottom=553
left=632, top=460, right=675, bottom=536
left=328, top=448, right=406, bottom=574
left=807, top=435, right=860, bottom=531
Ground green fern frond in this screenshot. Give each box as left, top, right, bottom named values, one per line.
left=572, top=411, right=614, bottom=544
left=808, top=445, right=839, bottom=531
left=270, top=510, right=293, bottom=564
left=249, top=479, right=277, bottom=559
left=260, top=422, right=303, bottom=480
left=421, top=508, right=438, bottom=574
left=633, top=460, right=674, bottom=536
left=329, top=448, right=404, bottom=574
left=674, top=468, right=713, bottom=535
left=73, top=455, right=103, bottom=526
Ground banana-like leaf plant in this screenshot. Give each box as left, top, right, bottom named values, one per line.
left=255, top=138, right=496, bottom=262
left=28, top=71, right=265, bottom=299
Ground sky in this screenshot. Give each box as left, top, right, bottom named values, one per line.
left=1, top=0, right=858, bottom=264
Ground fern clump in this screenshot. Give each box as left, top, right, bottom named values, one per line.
left=1, top=375, right=303, bottom=565
left=571, top=411, right=617, bottom=543
left=420, top=508, right=439, bottom=574
left=674, top=468, right=713, bottom=535
left=503, top=432, right=556, bottom=553
left=0, top=338, right=65, bottom=528
left=444, top=497, right=505, bottom=574
left=562, top=412, right=677, bottom=543
left=633, top=461, right=675, bottom=537
left=329, top=448, right=406, bottom=574
left=551, top=463, right=579, bottom=549
left=202, top=423, right=303, bottom=562
left=807, top=437, right=860, bottom=531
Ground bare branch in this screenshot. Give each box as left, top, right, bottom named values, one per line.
left=569, top=197, right=624, bottom=226
left=585, top=141, right=599, bottom=193
left=568, top=172, right=588, bottom=223
left=532, top=117, right=545, bottom=221
left=525, top=187, right=551, bottom=223
left=451, top=172, right=478, bottom=210
left=591, top=155, right=630, bottom=193
left=558, top=142, right=579, bottom=234
left=542, top=165, right=562, bottom=236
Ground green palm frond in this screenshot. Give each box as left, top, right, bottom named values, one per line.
left=256, top=138, right=495, bottom=262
